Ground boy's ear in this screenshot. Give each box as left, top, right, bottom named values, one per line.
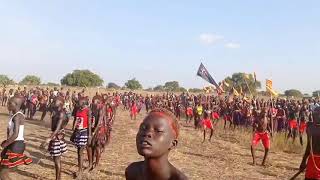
left=169, top=139, right=178, bottom=150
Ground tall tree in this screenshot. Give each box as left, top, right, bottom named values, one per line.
left=223, top=73, right=261, bottom=95
left=312, top=90, right=320, bottom=97
left=284, top=89, right=303, bottom=98
left=107, top=82, right=120, bottom=89
left=19, top=75, right=41, bottom=85
left=60, top=70, right=104, bottom=87
left=153, top=85, right=164, bottom=91
left=125, top=78, right=142, bottom=90
left=0, top=75, right=15, bottom=87
left=163, top=81, right=180, bottom=92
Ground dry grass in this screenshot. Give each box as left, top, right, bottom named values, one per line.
left=212, top=122, right=306, bottom=155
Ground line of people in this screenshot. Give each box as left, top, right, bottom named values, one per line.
left=0, top=87, right=118, bottom=180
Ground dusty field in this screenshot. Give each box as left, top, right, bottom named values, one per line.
left=0, top=105, right=306, bottom=180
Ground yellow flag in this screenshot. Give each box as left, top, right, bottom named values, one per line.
left=233, top=87, right=240, bottom=96
left=223, top=81, right=230, bottom=87
left=265, top=79, right=278, bottom=96
left=266, top=86, right=279, bottom=97
left=203, top=86, right=214, bottom=93
left=243, top=96, right=250, bottom=102
left=244, top=74, right=250, bottom=79
left=266, top=79, right=273, bottom=89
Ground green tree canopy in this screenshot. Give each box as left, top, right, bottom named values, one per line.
left=312, top=90, right=320, bottom=97
left=46, top=82, right=60, bottom=86
left=188, top=88, right=204, bottom=93
left=145, top=87, right=153, bottom=91
left=178, top=87, right=187, bottom=92
left=223, top=72, right=261, bottom=95
left=107, top=82, right=120, bottom=89
left=125, top=78, right=142, bottom=90
left=163, top=81, right=180, bottom=92
left=0, top=75, right=15, bottom=87
left=153, top=85, right=164, bottom=91
left=19, top=75, right=41, bottom=85
left=284, top=89, right=303, bottom=98
left=60, top=70, right=104, bottom=87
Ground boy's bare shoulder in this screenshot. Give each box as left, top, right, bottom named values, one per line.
left=125, top=161, right=143, bottom=180
left=171, top=165, right=188, bottom=180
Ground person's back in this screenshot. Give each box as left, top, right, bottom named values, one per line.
left=300, top=107, right=320, bottom=179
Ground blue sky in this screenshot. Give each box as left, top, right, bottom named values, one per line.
left=0, top=1, right=319, bottom=93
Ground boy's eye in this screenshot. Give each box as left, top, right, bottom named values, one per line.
left=140, top=124, right=147, bottom=130
left=155, top=129, right=164, bottom=133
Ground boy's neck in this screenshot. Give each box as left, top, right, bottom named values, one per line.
left=143, top=155, right=171, bottom=179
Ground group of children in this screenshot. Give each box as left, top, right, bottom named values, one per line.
left=0, top=87, right=319, bottom=179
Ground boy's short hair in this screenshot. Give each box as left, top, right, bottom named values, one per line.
left=149, top=108, right=180, bottom=139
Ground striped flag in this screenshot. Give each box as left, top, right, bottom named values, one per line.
left=197, top=63, right=219, bottom=88
left=197, top=63, right=224, bottom=93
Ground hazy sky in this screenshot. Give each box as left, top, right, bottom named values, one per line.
left=0, top=1, right=319, bottom=93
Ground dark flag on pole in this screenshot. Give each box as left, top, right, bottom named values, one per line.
left=197, top=63, right=219, bottom=88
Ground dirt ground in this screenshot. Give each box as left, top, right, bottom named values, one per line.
left=0, top=106, right=305, bottom=180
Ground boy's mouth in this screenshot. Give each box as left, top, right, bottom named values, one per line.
left=140, top=140, right=152, bottom=147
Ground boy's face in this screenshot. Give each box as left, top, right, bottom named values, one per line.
left=136, top=114, right=176, bottom=158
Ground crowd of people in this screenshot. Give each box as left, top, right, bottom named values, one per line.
left=0, top=86, right=319, bottom=180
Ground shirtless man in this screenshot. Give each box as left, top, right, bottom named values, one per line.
left=251, top=108, right=270, bottom=166
left=299, top=106, right=320, bottom=179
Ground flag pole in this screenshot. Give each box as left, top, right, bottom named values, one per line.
left=270, top=93, right=274, bottom=137
left=244, top=78, right=253, bottom=98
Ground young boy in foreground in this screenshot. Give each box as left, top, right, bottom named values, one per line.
left=125, top=108, right=188, bottom=180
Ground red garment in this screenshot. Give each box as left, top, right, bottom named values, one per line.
left=107, top=107, right=113, bottom=114
left=202, top=118, right=213, bottom=129
left=224, top=115, right=231, bottom=121
left=299, top=121, right=307, bottom=133
left=107, top=107, right=113, bottom=119
left=212, top=112, right=220, bottom=120
left=271, top=108, right=277, bottom=115
left=306, top=154, right=320, bottom=179
left=186, top=107, right=193, bottom=116
left=1, top=151, right=32, bottom=168
left=31, top=95, right=37, bottom=104
left=252, top=131, right=270, bottom=149
left=131, top=105, right=138, bottom=116
left=116, top=96, right=120, bottom=105
left=76, top=108, right=89, bottom=129
left=289, top=119, right=298, bottom=129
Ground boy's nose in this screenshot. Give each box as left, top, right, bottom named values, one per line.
left=142, top=130, right=152, bottom=138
